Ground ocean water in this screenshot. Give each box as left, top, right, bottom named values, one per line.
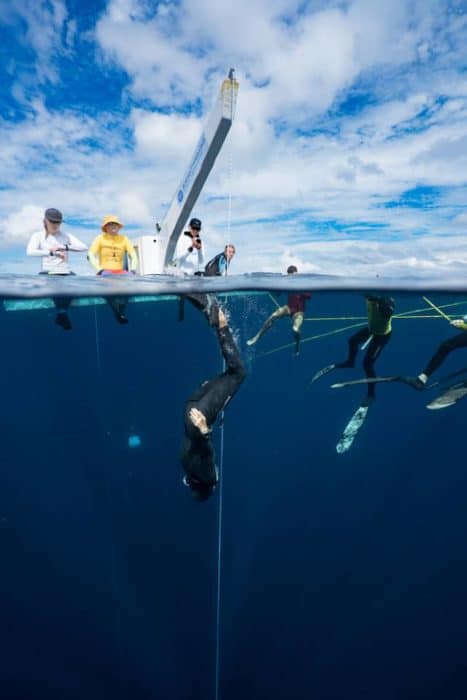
left=1, top=277, right=467, bottom=700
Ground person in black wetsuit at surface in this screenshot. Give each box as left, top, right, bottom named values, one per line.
left=310, top=295, right=395, bottom=405
left=407, top=315, right=467, bottom=389
left=181, top=308, right=246, bottom=501
left=336, top=295, right=394, bottom=404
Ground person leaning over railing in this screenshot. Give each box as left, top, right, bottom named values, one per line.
left=88, top=215, right=138, bottom=325
left=26, top=207, right=87, bottom=331
left=203, top=244, right=236, bottom=277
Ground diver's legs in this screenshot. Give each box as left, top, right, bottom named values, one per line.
left=185, top=293, right=219, bottom=326
left=336, top=327, right=370, bottom=369
left=421, top=332, right=467, bottom=378
left=108, top=297, right=128, bottom=324
left=292, top=312, right=304, bottom=356
left=247, top=306, right=290, bottom=346
left=53, top=296, right=72, bottom=331
left=218, top=322, right=246, bottom=382
left=362, top=332, right=391, bottom=398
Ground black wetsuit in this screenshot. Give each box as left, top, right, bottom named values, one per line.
left=337, top=328, right=391, bottom=398
left=181, top=324, right=246, bottom=489
left=423, top=331, right=467, bottom=377
left=337, top=296, right=394, bottom=399
left=184, top=292, right=219, bottom=326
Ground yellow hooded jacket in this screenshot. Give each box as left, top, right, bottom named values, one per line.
left=88, top=233, right=138, bottom=272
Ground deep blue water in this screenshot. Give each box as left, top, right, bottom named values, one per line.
left=1, top=290, right=467, bottom=699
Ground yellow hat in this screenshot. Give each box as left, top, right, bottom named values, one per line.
left=101, top=214, right=123, bottom=231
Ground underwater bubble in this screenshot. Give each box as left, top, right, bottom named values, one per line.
left=128, top=434, right=141, bottom=449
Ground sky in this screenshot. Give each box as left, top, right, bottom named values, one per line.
left=0, top=0, right=467, bottom=276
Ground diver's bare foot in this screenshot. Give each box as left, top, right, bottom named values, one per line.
left=189, top=408, right=210, bottom=434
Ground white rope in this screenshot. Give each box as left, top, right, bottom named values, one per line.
left=215, top=72, right=236, bottom=699
left=226, top=71, right=234, bottom=242
left=215, top=383, right=225, bottom=700
left=215, top=72, right=236, bottom=700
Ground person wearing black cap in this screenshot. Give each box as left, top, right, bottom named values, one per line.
left=173, top=216, right=210, bottom=323
left=173, top=217, right=205, bottom=276
left=26, top=208, right=87, bottom=330
left=181, top=307, right=246, bottom=501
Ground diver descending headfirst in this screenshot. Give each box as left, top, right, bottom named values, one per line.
left=181, top=308, right=246, bottom=501
left=247, top=265, right=311, bottom=355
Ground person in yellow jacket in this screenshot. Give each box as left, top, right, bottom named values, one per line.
left=88, top=215, right=138, bottom=324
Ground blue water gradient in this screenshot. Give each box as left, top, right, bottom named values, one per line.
left=1, top=289, right=467, bottom=699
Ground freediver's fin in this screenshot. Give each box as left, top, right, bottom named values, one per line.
left=336, top=403, right=370, bottom=454
left=308, top=363, right=336, bottom=386
left=426, top=381, right=467, bottom=410
left=332, top=366, right=467, bottom=391
left=331, top=375, right=402, bottom=389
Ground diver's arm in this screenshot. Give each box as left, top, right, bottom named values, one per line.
left=26, top=233, right=49, bottom=257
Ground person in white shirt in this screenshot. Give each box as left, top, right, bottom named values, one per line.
left=173, top=217, right=205, bottom=275
left=173, top=217, right=209, bottom=322
left=26, top=208, right=87, bottom=330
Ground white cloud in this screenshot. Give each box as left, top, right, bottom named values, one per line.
left=131, top=109, right=201, bottom=162
left=1, top=205, right=45, bottom=245
left=1, top=0, right=467, bottom=278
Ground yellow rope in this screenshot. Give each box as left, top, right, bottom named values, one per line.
left=256, top=297, right=467, bottom=359
left=422, top=296, right=452, bottom=322
left=268, top=292, right=280, bottom=309
left=304, top=314, right=449, bottom=321
left=258, top=321, right=367, bottom=358
left=304, top=316, right=367, bottom=321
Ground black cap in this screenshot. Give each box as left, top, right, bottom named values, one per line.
left=189, top=217, right=202, bottom=230
left=44, top=208, right=63, bottom=223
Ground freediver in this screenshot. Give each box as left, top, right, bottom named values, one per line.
left=311, top=294, right=395, bottom=405
left=247, top=265, right=312, bottom=355
left=181, top=307, right=246, bottom=501
left=406, top=315, right=467, bottom=389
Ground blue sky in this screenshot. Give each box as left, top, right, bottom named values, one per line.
left=1, top=0, right=467, bottom=275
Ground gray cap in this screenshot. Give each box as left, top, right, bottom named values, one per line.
left=44, top=208, right=63, bottom=223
